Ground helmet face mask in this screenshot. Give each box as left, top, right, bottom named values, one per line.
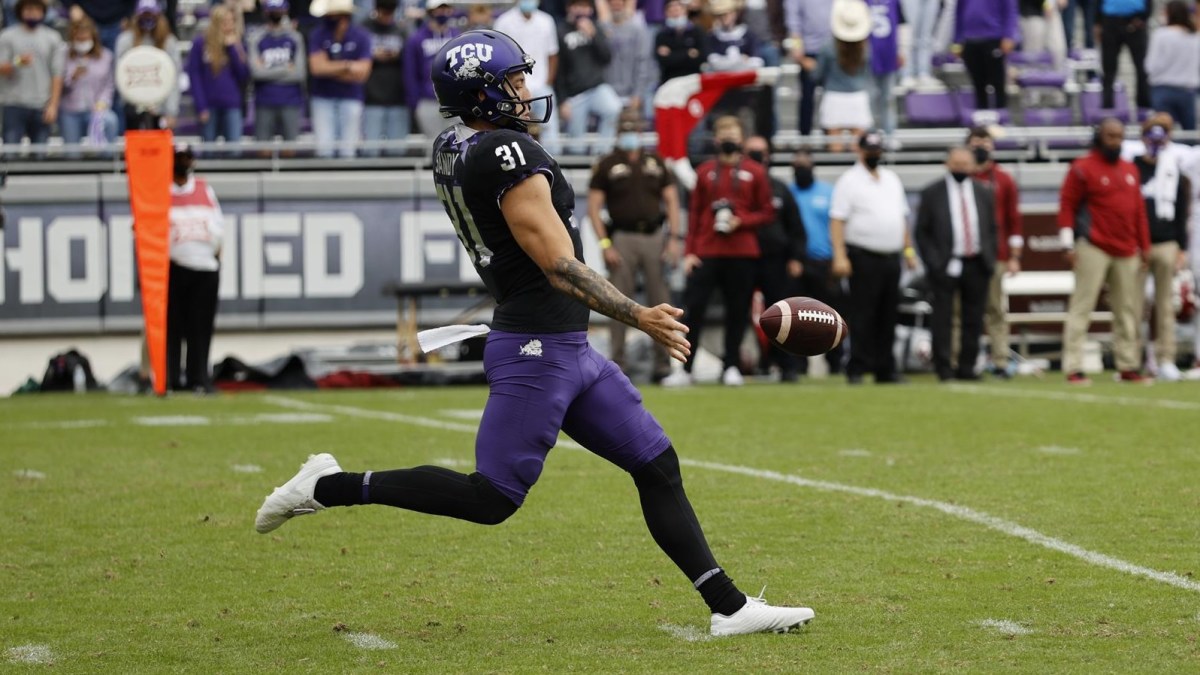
left=433, top=29, right=552, bottom=132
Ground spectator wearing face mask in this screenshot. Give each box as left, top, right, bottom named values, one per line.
left=309, top=0, right=373, bottom=158
left=1058, top=117, right=1150, bottom=384
left=789, top=147, right=846, bottom=375
left=830, top=130, right=918, bottom=385
left=361, top=0, right=408, bottom=156
left=495, top=0, right=561, bottom=152
left=0, top=0, right=64, bottom=145
left=115, top=0, right=181, bottom=129
left=655, top=0, right=705, bottom=83
left=744, top=135, right=806, bottom=382
left=1130, top=115, right=1190, bottom=381
left=557, top=0, right=621, bottom=154
left=60, top=16, right=116, bottom=150
left=662, top=115, right=776, bottom=388
left=404, top=0, right=460, bottom=137
left=587, top=109, right=684, bottom=383
left=186, top=5, right=250, bottom=143
left=249, top=0, right=307, bottom=143
left=603, top=0, right=655, bottom=118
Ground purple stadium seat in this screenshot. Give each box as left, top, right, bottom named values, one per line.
left=1016, top=70, right=1068, bottom=88
left=1080, top=83, right=1133, bottom=124
left=1024, top=107, right=1074, bottom=126
left=931, top=52, right=960, bottom=67
left=904, top=91, right=959, bottom=126
left=1008, top=51, right=1054, bottom=67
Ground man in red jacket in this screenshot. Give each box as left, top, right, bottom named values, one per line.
left=662, top=115, right=775, bottom=387
left=1058, top=117, right=1152, bottom=385
left=967, top=126, right=1023, bottom=377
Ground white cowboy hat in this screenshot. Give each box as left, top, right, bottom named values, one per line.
left=310, top=0, right=355, bottom=16
left=831, top=0, right=871, bottom=43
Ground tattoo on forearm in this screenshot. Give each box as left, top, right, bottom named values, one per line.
left=550, top=257, right=639, bottom=327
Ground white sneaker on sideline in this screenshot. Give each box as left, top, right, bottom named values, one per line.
left=660, top=370, right=694, bottom=388
left=255, top=453, right=343, bottom=534
left=1158, top=362, right=1182, bottom=382
left=721, top=366, right=745, bottom=387
left=710, top=593, right=815, bottom=636
left=899, top=75, right=917, bottom=89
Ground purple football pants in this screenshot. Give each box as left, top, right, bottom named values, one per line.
left=476, top=330, right=672, bottom=505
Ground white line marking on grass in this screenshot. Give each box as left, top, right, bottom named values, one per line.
left=837, top=449, right=872, bottom=457
left=431, top=457, right=473, bottom=468
left=439, top=409, right=486, bottom=421
left=263, top=396, right=1200, bottom=595
left=7, top=644, right=54, bottom=664
left=341, top=632, right=397, bottom=650
left=13, top=469, right=46, bottom=480
left=16, top=419, right=108, bottom=429
left=231, top=464, right=264, bottom=474
left=976, top=619, right=1033, bottom=636
left=948, top=383, right=1200, bottom=411
left=132, top=415, right=210, bottom=426
left=1035, top=445, right=1082, bottom=456
left=238, top=412, right=333, bottom=424
left=658, top=624, right=713, bottom=642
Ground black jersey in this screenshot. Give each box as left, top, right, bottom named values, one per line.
left=431, top=125, right=590, bottom=333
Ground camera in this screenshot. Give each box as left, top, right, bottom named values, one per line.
left=712, top=199, right=733, bottom=234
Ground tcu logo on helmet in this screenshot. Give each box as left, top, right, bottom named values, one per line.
left=446, top=43, right=493, bottom=78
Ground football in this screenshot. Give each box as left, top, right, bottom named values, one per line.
left=759, top=297, right=849, bottom=357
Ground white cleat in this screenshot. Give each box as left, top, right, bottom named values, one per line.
left=721, top=366, right=744, bottom=387
left=659, top=370, right=695, bottom=388
left=255, top=453, right=343, bottom=534
left=710, top=592, right=815, bottom=637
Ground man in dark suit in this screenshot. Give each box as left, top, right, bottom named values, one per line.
left=915, top=147, right=998, bottom=381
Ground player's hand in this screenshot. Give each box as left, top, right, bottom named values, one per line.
left=1006, top=258, right=1020, bottom=276
left=662, top=238, right=683, bottom=266
left=832, top=253, right=852, bottom=278
left=602, top=247, right=622, bottom=269
left=636, top=303, right=691, bottom=362
left=786, top=259, right=803, bottom=278
left=683, top=253, right=702, bottom=275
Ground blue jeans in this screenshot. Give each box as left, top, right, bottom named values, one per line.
left=565, top=83, right=622, bottom=155
left=901, top=0, right=938, bottom=79
left=1062, top=0, right=1098, bottom=51
left=311, top=96, right=364, bottom=158
left=1151, top=85, right=1196, bottom=131
left=2, top=106, right=50, bottom=145
left=870, top=72, right=897, bottom=136
left=362, top=104, right=410, bottom=156
left=201, top=107, right=244, bottom=143
left=59, top=109, right=118, bottom=146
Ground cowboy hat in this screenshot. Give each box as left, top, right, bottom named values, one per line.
left=831, top=0, right=871, bottom=42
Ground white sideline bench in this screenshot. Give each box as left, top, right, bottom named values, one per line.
left=1001, top=271, right=1113, bottom=357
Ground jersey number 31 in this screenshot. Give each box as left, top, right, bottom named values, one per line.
left=495, top=142, right=527, bottom=171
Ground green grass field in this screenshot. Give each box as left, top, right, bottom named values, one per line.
left=4, top=378, right=1200, bottom=673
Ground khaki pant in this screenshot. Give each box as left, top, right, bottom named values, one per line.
left=983, top=264, right=1009, bottom=362
left=1136, top=241, right=1180, bottom=364
left=1062, top=239, right=1142, bottom=373
left=608, top=230, right=671, bottom=378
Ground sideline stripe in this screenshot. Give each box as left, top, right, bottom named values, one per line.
left=262, top=396, right=1200, bottom=595
left=948, top=383, right=1200, bottom=411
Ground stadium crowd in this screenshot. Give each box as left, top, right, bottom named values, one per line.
left=3, top=0, right=1200, bottom=151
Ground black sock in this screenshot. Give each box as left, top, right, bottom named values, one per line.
left=314, top=466, right=519, bottom=525
left=631, top=446, right=747, bottom=616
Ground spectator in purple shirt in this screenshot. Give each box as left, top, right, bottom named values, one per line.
left=403, top=0, right=459, bottom=136
left=248, top=0, right=307, bottom=142
left=954, top=0, right=1018, bottom=111
left=187, top=5, right=250, bottom=143
left=308, top=0, right=373, bottom=158
left=61, top=16, right=116, bottom=150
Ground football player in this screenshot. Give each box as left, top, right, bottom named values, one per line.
left=256, top=29, right=814, bottom=637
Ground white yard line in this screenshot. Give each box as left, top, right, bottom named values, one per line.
left=947, top=384, right=1200, bottom=411
left=976, top=619, right=1033, bottom=636
left=13, top=469, right=46, bottom=480
left=658, top=624, right=713, bottom=642
left=9, top=419, right=109, bottom=430
left=262, top=396, right=1200, bottom=596
left=6, top=644, right=54, bottom=664
left=1034, top=445, right=1082, bottom=456
left=340, top=632, right=397, bottom=650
